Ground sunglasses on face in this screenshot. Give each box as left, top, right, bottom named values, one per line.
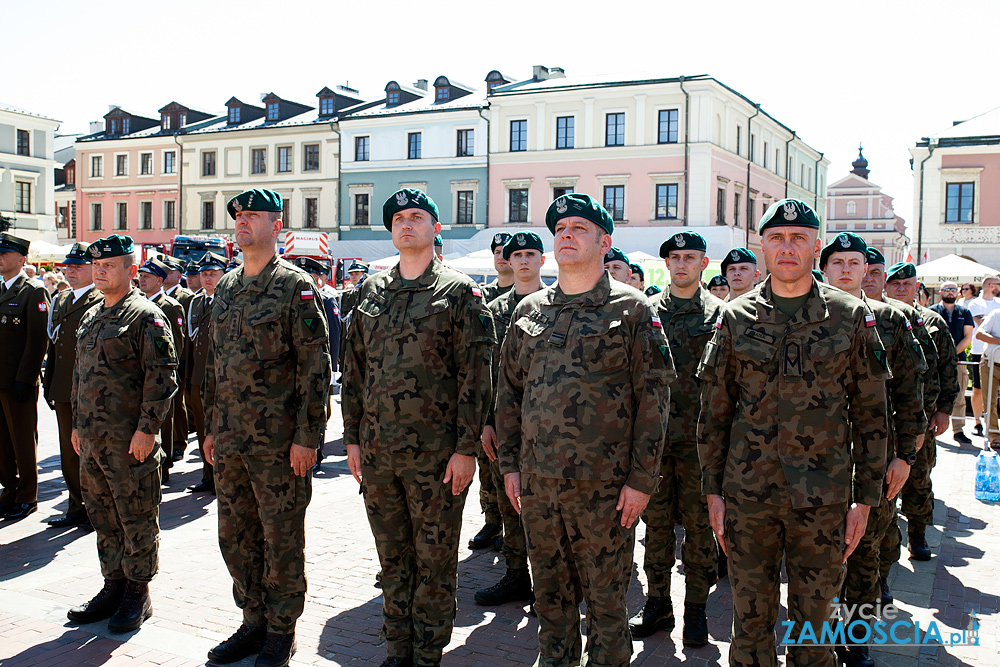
left=940, top=288, right=958, bottom=292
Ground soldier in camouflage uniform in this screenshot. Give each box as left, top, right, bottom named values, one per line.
left=67, top=234, right=177, bottom=633
left=707, top=274, right=729, bottom=300
left=201, top=189, right=332, bottom=667
left=884, top=262, right=960, bottom=563
left=476, top=230, right=546, bottom=607
left=821, top=234, right=925, bottom=667
left=497, top=193, right=673, bottom=667
left=342, top=189, right=494, bottom=667
left=603, top=246, right=632, bottom=284
left=721, top=247, right=760, bottom=300
left=629, top=231, right=723, bottom=647
left=697, top=199, right=889, bottom=667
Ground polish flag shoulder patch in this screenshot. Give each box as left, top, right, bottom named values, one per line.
left=300, top=290, right=314, bottom=300
left=916, top=317, right=924, bottom=327
left=651, top=315, right=662, bottom=329
left=153, top=318, right=166, bottom=328
left=865, top=313, right=876, bottom=328
left=37, top=302, right=47, bottom=312
left=472, top=287, right=482, bottom=298
left=904, top=319, right=912, bottom=331
left=714, top=314, right=724, bottom=329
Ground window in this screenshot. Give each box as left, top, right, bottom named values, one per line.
left=717, top=188, right=726, bottom=225
left=202, top=201, right=214, bottom=230
left=657, top=110, right=678, bottom=144
left=847, top=201, right=857, bottom=216
left=91, top=155, right=103, bottom=178
left=116, top=202, right=128, bottom=230
left=800, top=164, right=806, bottom=187
left=456, top=191, right=474, bottom=224
left=319, top=97, right=335, bottom=115
left=354, top=194, right=369, bottom=226
left=655, top=184, right=678, bottom=219
left=162, top=114, right=172, bottom=131
left=15, top=182, right=30, bottom=213
left=750, top=135, right=756, bottom=163
left=267, top=102, right=279, bottom=121
left=282, top=200, right=291, bottom=225
left=179, top=113, right=186, bottom=127
left=304, top=198, right=318, bottom=229
left=510, top=120, right=527, bottom=152
left=252, top=148, right=267, bottom=174
left=776, top=149, right=781, bottom=174
left=603, top=185, right=625, bottom=220
left=736, top=126, right=742, bottom=156
left=553, top=186, right=574, bottom=199
left=116, top=154, right=127, bottom=176
left=556, top=116, right=574, bottom=149
left=509, top=189, right=528, bottom=222
left=763, top=142, right=769, bottom=169
left=278, top=146, right=292, bottom=173
left=355, top=136, right=369, bottom=161
left=387, top=91, right=400, bottom=105
left=123, top=118, right=130, bottom=134
left=408, top=132, right=421, bottom=159
left=163, top=151, right=176, bottom=174
left=605, top=113, right=625, bottom=146
left=141, top=152, right=152, bottom=175
left=436, top=86, right=449, bottom=102
left=457, top=129, right=474, bottom=157
left=734, top=192, right=741, bottom=227
left=163, top=200, right=176, bottom=229
left=748, top=196, right=756, bottom=231
left=140, top=201, right=153, bottom=230
left=66, top=166, right=75, bottom=186
left=303, top=144, right=319, bottom=171
left=228, top=106, right=241, bottom=124
left=16, top=130, right=29, bottom=156
left=946, top=183, right=975, bottom=222
left=808, top=168, right=813, bottom=191
left=203, top=151, right=216, bottom=176
left=90, top=202, right=103, bottom=231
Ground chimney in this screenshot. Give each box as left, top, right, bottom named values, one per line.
left=108, top=104, right=120, bottom=112
left=549, top=67, right=566, bottom=78
left=260, top=93, right=268, bottom=102
left=89, top=121, right=103, bottom=134
left=414, top=79, right=428, bottom=91
left=532, top=65, right=550, bottom=81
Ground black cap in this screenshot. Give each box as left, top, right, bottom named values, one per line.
left=184, top=261, right=200, bottom=276
left=62, top=242, right=92, bottom=265
left=294, top=256, right=330, bottom=275
left=0, top=233, right=30, bottom=256
left=198, top=252, right=228, bottom=272
left=347, top=261, right=369, bottom=274
left=138, top=258, right=170, bottom=279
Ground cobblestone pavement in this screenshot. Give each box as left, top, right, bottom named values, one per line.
left=0, top=393, right=996, bottom=666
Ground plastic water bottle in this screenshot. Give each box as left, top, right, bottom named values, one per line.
left=987, top=451, right=1000, bottom=502
left=976, top=449, right=992, bottom=501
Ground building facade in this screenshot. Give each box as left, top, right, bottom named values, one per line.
left=0, top=103, right=61, bottom=243
left=910, top=106, right=1000, bottom=267
left=825, top=146, right=908, bottom=265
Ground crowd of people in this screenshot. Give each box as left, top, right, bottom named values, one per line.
left=0, top=185, right=979, bottom=667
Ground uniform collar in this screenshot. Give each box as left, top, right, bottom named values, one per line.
left=754, top=275, right=830, bottom=326
left=234, top=253, right=281, bottom=294
left=386, top=256, right=441, bottom=291
left=663, top=283, right=712, bottom=315
left=2, top=272, right=24, bottom=291
left=547, top=271, right=612, bottom=307
left=72, top=284, right=94, bottom=302
left=100, top=288, right=141, bottom=320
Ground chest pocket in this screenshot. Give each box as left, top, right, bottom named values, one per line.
left=733, top=335, right=777, bottom=400
left=100, top=325, right=135, bottom=363
left=578, top=318, right=628, bottom=374
left=808, top=333, right=853, bottom=383
left=247, top=308, right=289, bottom=361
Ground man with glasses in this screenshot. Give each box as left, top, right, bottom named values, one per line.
left=930, top=282, right=975, bottom=445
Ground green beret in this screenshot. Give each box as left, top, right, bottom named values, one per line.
left=0, top=233, right=30, bottom=256
left=198, top=252, right=228, bottom=272
left=886, top=262, right=917, bottom=282
left=644, top=285, right=662, bottom=297
left=87, top=234, right=134, bottom=260
left=502, top=231, right=544, bottom=260
left=491, top=232, right=513, bottom=252
left=383, top=188, right=439, bottom=231
left=866, top=247, right=886, bottom=265
left=227, top=188, right=283, bottom=220
left=630, top=263, right=644, bottom=280
left=62, top=242, right=92, bottom=265
left=812, top=269, right=825, bottom=283
left=758, top=198, right=821, bottom=233
left=138, top=258, right=170, bottom=279
left=604, top=247, right=630, bottom=266
left=721, top=247, right=757, bottom=273
left=659, top=231, right=707, bottom=258
left=708, top=274, right=728, bottom=288
left=434, top=234, right=443, bottom=248
left=545, top=193, right=614, bottom=235
left=819, top=232, right=868, bottom=269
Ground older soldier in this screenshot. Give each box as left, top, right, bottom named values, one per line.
left=821, top=234, right=925, bottom=667
left=630, top=231, right=722, bottom=646
left=43, top=243, right=103, bottom=528
left=628, top=263, right=645, bottom=291
left=698, top=199, right=888, bottom=667
left=343, top=188, right=494, bottom=667
left=884, top=262, right=959, bottom=562
left=477, top=230, right=546, bottom=607
left=707, top=274, right=729, bottom=300
left=0, top=233, right=50, bottom=521
left=185, top=252, right=226, bottom=494
left=480, top=232, right=514, bottom=303
left=498, top=193, right=673, bottom=667
left=604, top=246, right=632, bottom=283
left=67, top=234, right=177, bottom=632
left=721, top=247, right=760, bottom=300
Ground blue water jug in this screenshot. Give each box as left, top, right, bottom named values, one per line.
left=975, top=449, right=991, bottom=501
left=987, top=451, right=1000, bottom=502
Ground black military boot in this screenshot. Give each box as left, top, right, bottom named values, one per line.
left=378, top=657, right=414, bottom=667
left=107, top=580, right=152, bottom=632
left=880, top=577, right=893, bottom=606
left=67, top=578, right=126, bottom=624
left=628, top=596, right=674, bottom=638
left=908, top=530, right=932, bottom=561
left=474, top=568, right=532, bottom=605
left=255, top=632, right=296, bottom=667
left=207, top=624, right=267, bottom=663
left=468, top=522, right=501, bottom=550
left=682, top=602, right=709, bottom=647
left=836, top=643, right=875, bottom=667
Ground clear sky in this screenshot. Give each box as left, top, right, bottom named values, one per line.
left=6, top=0, right=998, bottom=227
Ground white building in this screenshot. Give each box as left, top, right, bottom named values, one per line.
left=0, top=102, right=61, bottom=243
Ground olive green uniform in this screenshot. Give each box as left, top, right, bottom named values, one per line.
left=151, top=291, right=185, bottom=467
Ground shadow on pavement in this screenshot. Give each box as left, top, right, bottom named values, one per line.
left=0, top=629, right=121, bottom=666
left=0, top=525, right=92, bottom=582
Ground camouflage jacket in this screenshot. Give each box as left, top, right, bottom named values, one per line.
left=342, top=257, right=495, bottom=458
left=203, top=254, right=332, bottom=454
left=496, top=273, right=674, bottom=495
left=885, top=297, right=940, bottom=421
left=696, top=277, right=889, bottom=508
left=481, top=279, right=514, bottom=305
left=916, top=303, right=960, bottom=416
left=485, top=286, right=541, bottom=427
left=652, top=285, right=723, bottom=446
left=72, top=288, right=178, bottom=440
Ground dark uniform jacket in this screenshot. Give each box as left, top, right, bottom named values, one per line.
left=44, top=286, right=103, bottom=404
left=916, top=303, right=960, bottom=416
left=0, top=273, right=51, bottom=389
left=152, top=291, right=185, bottom=363
left=186, top=292, right=214, bottom=387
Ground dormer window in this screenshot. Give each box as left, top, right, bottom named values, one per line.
left=123, top=118, right=130, bottom=134
left=436, top=87, right=448, bottom=102
left=387, top=91, right=399, bottom=105
left=319, top=96, right=335, bottom=115
left=179, top=112, right=186, bottom=126
left=228, top=106, right=241, bottom=124
left=267, top=102, right=279, bottom=120
left=162, top=114, right=172, bottom=130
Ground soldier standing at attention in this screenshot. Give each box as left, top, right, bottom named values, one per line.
left=343, top=189, right=494, bottom=667
left=67, top=234, right=177, bottom=632
left=628, top=263, right=645, bottom=291
left=480, top=231, right=514, bottom=303
left=721, top=247, right=760, bottom=300
left=184, top=262, right=202, bottom=294
left=162, top=256, right=194, bottom=462
left=337, top=261, right=368, bottom=377
left=630, top=231, right=722, bottom=647
left=476, top=230, right=546, bottom=607
left=697, top=199, right=889, bottom=667
left=603, top=246, right=632, bottom=284
left=200, top=189, right=331, bottom=667
left=707, top=274, right=730, bottom=300
left=497, top=193, right=673, bottom=667
left=43, top=242, right=103, bottom=528
left=0, top=233, right=51, bottom=521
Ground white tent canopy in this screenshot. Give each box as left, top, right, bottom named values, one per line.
left=915, top=254, right=999, bottom=286
left=28, top=241, right=75, bottom=263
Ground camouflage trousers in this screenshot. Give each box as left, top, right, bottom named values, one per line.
left=361, top=447, right=468, bottom=666
left=490, top=457, right=527, bottom=569
left=80, top=438, right=162, bottom=582
left=641, top=443, right=717, bottom=603
left=843, top=488, right=896, bottom=606
left=725, top=496, right=846, bottom=667
left=901, top=435, right=936, bottom=534
left=477, top=446, right=501, bottom=525
left=521, top=474, right=634, bottom=667
left=215, top=453, right=311, bottom=633
left=878, top=499, right=903, bottom=582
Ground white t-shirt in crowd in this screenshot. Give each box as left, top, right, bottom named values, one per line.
left=979, top=308, right=1000, bottom=362
left=967, top=295, right=1000, bottom=355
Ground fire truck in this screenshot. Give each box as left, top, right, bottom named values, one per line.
left=168, top=235, right=233, bottom=264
